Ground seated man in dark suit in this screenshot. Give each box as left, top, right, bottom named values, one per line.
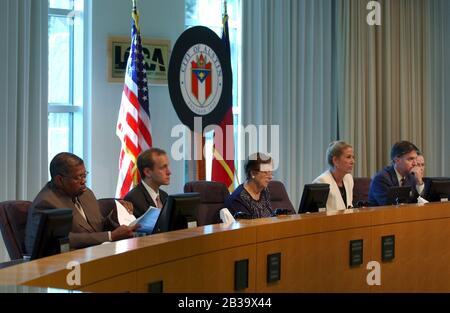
left=124, top=148, right=171, bottom=218
left=369, top=141, right=424, bottom=206
left=411, top=152, right=426, bottom=197
left=25, top=152, right=139, bottom=254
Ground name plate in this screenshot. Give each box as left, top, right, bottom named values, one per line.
left=187, top=221, right=198, bottom=228
left=267, top=253, right=281, bottom=283
left=381, top=235, right=395, bottom=261
left=235, top=259, right=249, bottom=291
left=349, top=239, right=363, bottom=267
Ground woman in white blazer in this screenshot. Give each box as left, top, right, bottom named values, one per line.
left=312, top=141, right=355, bottom=211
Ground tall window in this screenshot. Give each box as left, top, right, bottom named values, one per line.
left=185, top=0, right=242, bottom=180
left=48, top=0, right=84, bottom=168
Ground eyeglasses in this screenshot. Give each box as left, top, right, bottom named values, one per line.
left=62, top=171, right=89, bottom=182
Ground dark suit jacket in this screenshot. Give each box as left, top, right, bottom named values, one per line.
left=124, top=183, right=168, bottom=218
left=25, top=182, right=116, bottom=254
left=369, top=165, right=418, bottom=206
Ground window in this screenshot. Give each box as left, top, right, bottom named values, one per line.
left=48, top=0, right=84, bottom=169
left=185, top=0, right=242, bottom=180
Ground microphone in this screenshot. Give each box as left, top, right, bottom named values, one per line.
left=355, top=201, right=369, bottom=208
left=272, top=208, right=289, bottom=216
left=233, top=211, right=252, bottom=220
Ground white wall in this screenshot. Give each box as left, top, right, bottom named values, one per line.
left=0, top=0, right=185, bottom=263
left=89, top=0, right=185, bottom=198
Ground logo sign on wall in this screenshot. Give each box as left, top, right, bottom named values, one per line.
left=168, top=26, right=232, bottom=131
left=108, top=36, right=170, bottom=85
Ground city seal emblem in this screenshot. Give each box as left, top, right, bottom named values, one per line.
left=168, top=26, right=232, bottom=131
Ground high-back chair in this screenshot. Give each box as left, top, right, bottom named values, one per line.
left=353, top=177, right=372, bottom=207
left=97, top=198, right=117, bottom=216
left=0, top=198, right=117, bottom=262
left=183, top=181, right=230, bottom=226
left=0, top=200, right=32, bottom=260
left=268, top=180, right=296, bottom=214
left=97, top=198, right=121, bottom=227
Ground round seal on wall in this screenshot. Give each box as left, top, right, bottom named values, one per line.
left=168, top=26, right=232, bottom=131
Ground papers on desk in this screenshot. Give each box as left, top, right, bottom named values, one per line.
left=417, top=196, right=429, bottom=204
left=115, top=200, right=136, bottom=225
left=219, top=208, right=235, bottom=224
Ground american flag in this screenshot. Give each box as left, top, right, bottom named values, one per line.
left=115, top=5, right=152, bottom=198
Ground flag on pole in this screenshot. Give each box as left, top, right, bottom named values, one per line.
left=115, top=3, right=152, bottom=198
left=211, top=3, right=236, bottom=192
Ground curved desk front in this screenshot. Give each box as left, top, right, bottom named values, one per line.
left=1, top=202, right=450, bottom=292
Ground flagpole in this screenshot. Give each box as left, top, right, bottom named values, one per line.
left=116, top=0, right=152, bottom=197
left=223, top=0, right=227, bottom=15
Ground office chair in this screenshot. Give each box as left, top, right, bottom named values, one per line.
left=0, top=200, right=32, bottom=260
left=268, top=180, right=296, bottom=214
left=184, top=181, right=230, bottom=226
left=352, top=177, right=372, bottom=207
left=97, top=198, right=117, bottom=217
left=96, top=197, right=121, bottom=226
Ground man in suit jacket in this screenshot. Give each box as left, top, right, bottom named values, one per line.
left=25, top=152, right=139, bottom=254
left=124, top=148, right=171, bottom=218
left=412, top=152, right=426, bottom=196
left=369, top=141, right=424, bottom=206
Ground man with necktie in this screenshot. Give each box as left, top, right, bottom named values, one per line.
left=25, top=152, right=139, bottom=254
left=124, top=148, right=171, bottom=218
left=369, top=140, right=423, bottom=206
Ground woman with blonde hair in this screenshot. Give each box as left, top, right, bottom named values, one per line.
left=312, top=141, right=355, bottom=211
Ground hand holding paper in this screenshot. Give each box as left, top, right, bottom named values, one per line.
left=116, top=200, right=161, bottom=235
left=130, top=206, right=161, bottom=234
left=115, top=200, right=136, bottom=225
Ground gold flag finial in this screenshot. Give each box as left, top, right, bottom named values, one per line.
left=131, top=0, right=140, bottom=33
left=223, top=0, right=227, bottom=15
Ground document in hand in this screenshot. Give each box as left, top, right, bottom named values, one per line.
left=129, top=206, right=161, bottom=235
left=115, top=200, right=136, bottom=225
left=115, top=200, right=162, bottom=234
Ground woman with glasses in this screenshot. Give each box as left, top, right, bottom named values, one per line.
left=224, top=152, right=275, bottom=219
